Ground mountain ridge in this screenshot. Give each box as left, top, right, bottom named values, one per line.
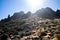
left=11, top=7, right=60, bottom=19
left=0, top=7, right=60, bottom=21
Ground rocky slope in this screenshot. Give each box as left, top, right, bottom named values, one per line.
left=0, top=7, right=60, bottom=40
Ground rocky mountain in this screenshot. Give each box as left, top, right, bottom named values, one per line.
left=0, top=7, right=60, bottom=30
left=0, top=7, right=60, bottom=23
left=0, top=7, right=60, bottom=33
left=0, top=7, right=60, bottom=40
left=35, top=7, right=55, bottom=19
left=11, top=7, right=60, bottom=19
left=11, top=11, right=32, bottom=20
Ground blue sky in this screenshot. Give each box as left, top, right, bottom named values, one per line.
left=0, top=0, right=60, bottom=20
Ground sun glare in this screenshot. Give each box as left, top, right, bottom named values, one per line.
left=26, top=0, right=43, bottom=9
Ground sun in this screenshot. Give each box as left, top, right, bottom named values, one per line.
left=26, top=0, right=43, bottom=9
